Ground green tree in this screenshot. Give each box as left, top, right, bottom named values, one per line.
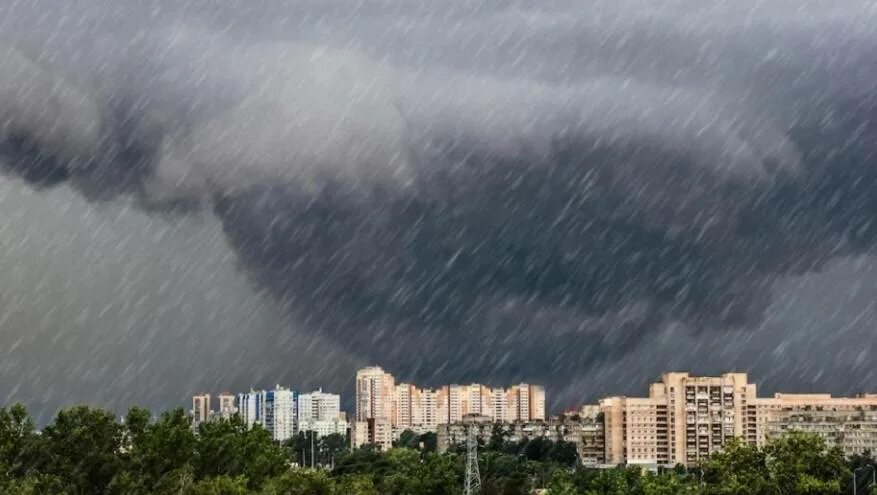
left=260, top=469, right=334, bottom=495
left=766, top=433, right=848, bottom=495
left=195, top=416, right=287, bottom=490
left=114, top=407, right=197, bottom=492
left=0, top=404, right=37, bottom=480
left=701, top=438, right=775, bottom=495
left=189, top=475, right=249, bottom=495
left=30, top=406, right=124, bottom=494
left=332, top=474, right=378, bottom=495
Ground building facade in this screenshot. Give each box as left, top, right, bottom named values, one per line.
left=761, top=393, right=877, bottom=456
left=597, top=373, right=877, bottom=467
left=297, top=389, right=348, bottom=438
left=234, top=386, right=298, bottom=442
left=600, top=372, right=757, bottom=467
left=352, top=366, right=548, bottom=449
left=217, top=393, right=237, bottom=419
left=192, top=394, right=211, bottom=425
left=355, top=366, right=396, bottom=423
left=436, top=414, right=605, bottom=467
left=264, top=387, right=297, bottom=442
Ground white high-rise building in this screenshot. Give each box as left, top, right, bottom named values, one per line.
left=264, top=386, right=297, bottom=442
left=217, top=393, right=237, bottom=419
left=237, top=390, right=263, bottom=428
left=236, top=386, right=297, bottom=442
left=298, top=389, right=342, bottom=422
left=298, top=389, right=347, bottom=438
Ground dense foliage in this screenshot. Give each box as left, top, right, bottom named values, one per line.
left=0, top=404, right=875, bottom=494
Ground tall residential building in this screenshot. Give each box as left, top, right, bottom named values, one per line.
left=491, top=388, right=509, bottom=422
left=217, top=393, right=237, bottom=419
left=192, top=394, right=211, bottom=424
left=235, top=386, right=297, bottom=442
left=600, top=372, right=757, bottom=466
left=419, top=388, right=441, bottom=430
left=298, top=389, right=347, bottom=438
left=597, top=372, right=877, bottom=467
left=237, top=390, right=263, bottom=428
left=356, top=366, right=396, bottom=422
left=298, top=389, right=342, bottom=422
left=394, top=384, right=414, bottom=428
left=264, top=386, right=297, bottom=442
left=352, top=366, right=548, bottom=448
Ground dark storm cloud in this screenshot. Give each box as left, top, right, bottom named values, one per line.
left=2, top=0, right=877, bottom=389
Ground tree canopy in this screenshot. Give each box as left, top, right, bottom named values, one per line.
left=0, top=404, right=875, bottom=494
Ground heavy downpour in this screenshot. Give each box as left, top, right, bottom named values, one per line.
left=2, top=0, right=877, bottom=423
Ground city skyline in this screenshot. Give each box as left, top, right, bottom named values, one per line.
left=187, top=368, right=877, bottom=466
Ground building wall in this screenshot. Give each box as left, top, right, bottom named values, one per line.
left=217, top=394, right=236, bottom=419
left=192, top=394, right=211, bottom=424
left=353, top=366, right=547, bottom=440
left=760, top=393, right=877, bottom=456
left=264, top=387, right=297, bottom=442
left=355, top=366, right=395, bottom=423
left=596, top=374, right=877, bottom=467
left=436, top=416, right=606, bottom=467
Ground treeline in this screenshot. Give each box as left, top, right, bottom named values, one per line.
left=1, top=404, right=876, bottom=494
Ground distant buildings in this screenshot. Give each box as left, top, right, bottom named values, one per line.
left=437, top=411, right=606, bottom=466
left=217, top=393, right=236, bottom=419
left=760, top=393, right=877, bottom=456
left=598, top=372, right=877, bottom=467
left=192, top=387, right=347, bottom=442
left=192, top=394, right=211, bottom=426
left=298, top=389, right=348, bottom=437
left=190, top=369, right=877, bottom=465
left=352, top=365, right=547, bottom=450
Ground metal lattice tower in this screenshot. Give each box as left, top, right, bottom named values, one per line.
left=464, top=426, right=481, bottom=495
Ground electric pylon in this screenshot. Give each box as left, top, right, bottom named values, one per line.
left=464, top=426, right=481, bottom=495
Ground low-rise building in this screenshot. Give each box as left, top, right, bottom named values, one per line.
left=762, top=393, right=877, bottom=456
left=436, top=415, right=606, bottom=467
left=351, top=418, right=393, bottom=451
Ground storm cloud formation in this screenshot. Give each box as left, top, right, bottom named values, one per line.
left=2, top=0, right=877, bottom=407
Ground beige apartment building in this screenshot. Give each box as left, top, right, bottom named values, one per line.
left=355, top=366, right=396, bottom=422
left=352, top=366, right=547, bottom=449
left=216, top=393, right=236, bottom=419
left=601, top=372, right=756, bottom=466
left=192, top=394, right=211, bottom=424
left=599, top=372, right=877, bottom=467
left=437, top=414, right=605, bottom=466
left=760, top=393, right=877, bottom=455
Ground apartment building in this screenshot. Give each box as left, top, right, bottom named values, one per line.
left=436, top=414, right=605, bottom=467
left=297, top=389, right=348, bottom=438
left=351, top=418, right=394, bottom=451
left=355, top=366, right=396, bottom=422
left=216, top=393, right=237, bottom=419
left=761, top=393, right=877, bottom=456
left=598, top=373, right=877, bottom=467
left=352, top=366, right=548, bottom=448
left=235, top=386, right=298, bottom=442
left=600, top=372, right=757, bottom=466
left=263, top=387, right=298, bottom=442
left=192, top=394, right=211, bottom=425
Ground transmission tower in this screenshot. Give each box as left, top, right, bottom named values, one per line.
left=464, top=426, right=482, bottom=495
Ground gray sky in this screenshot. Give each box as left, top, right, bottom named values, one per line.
left=1, top=0, right=877, bottom=419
